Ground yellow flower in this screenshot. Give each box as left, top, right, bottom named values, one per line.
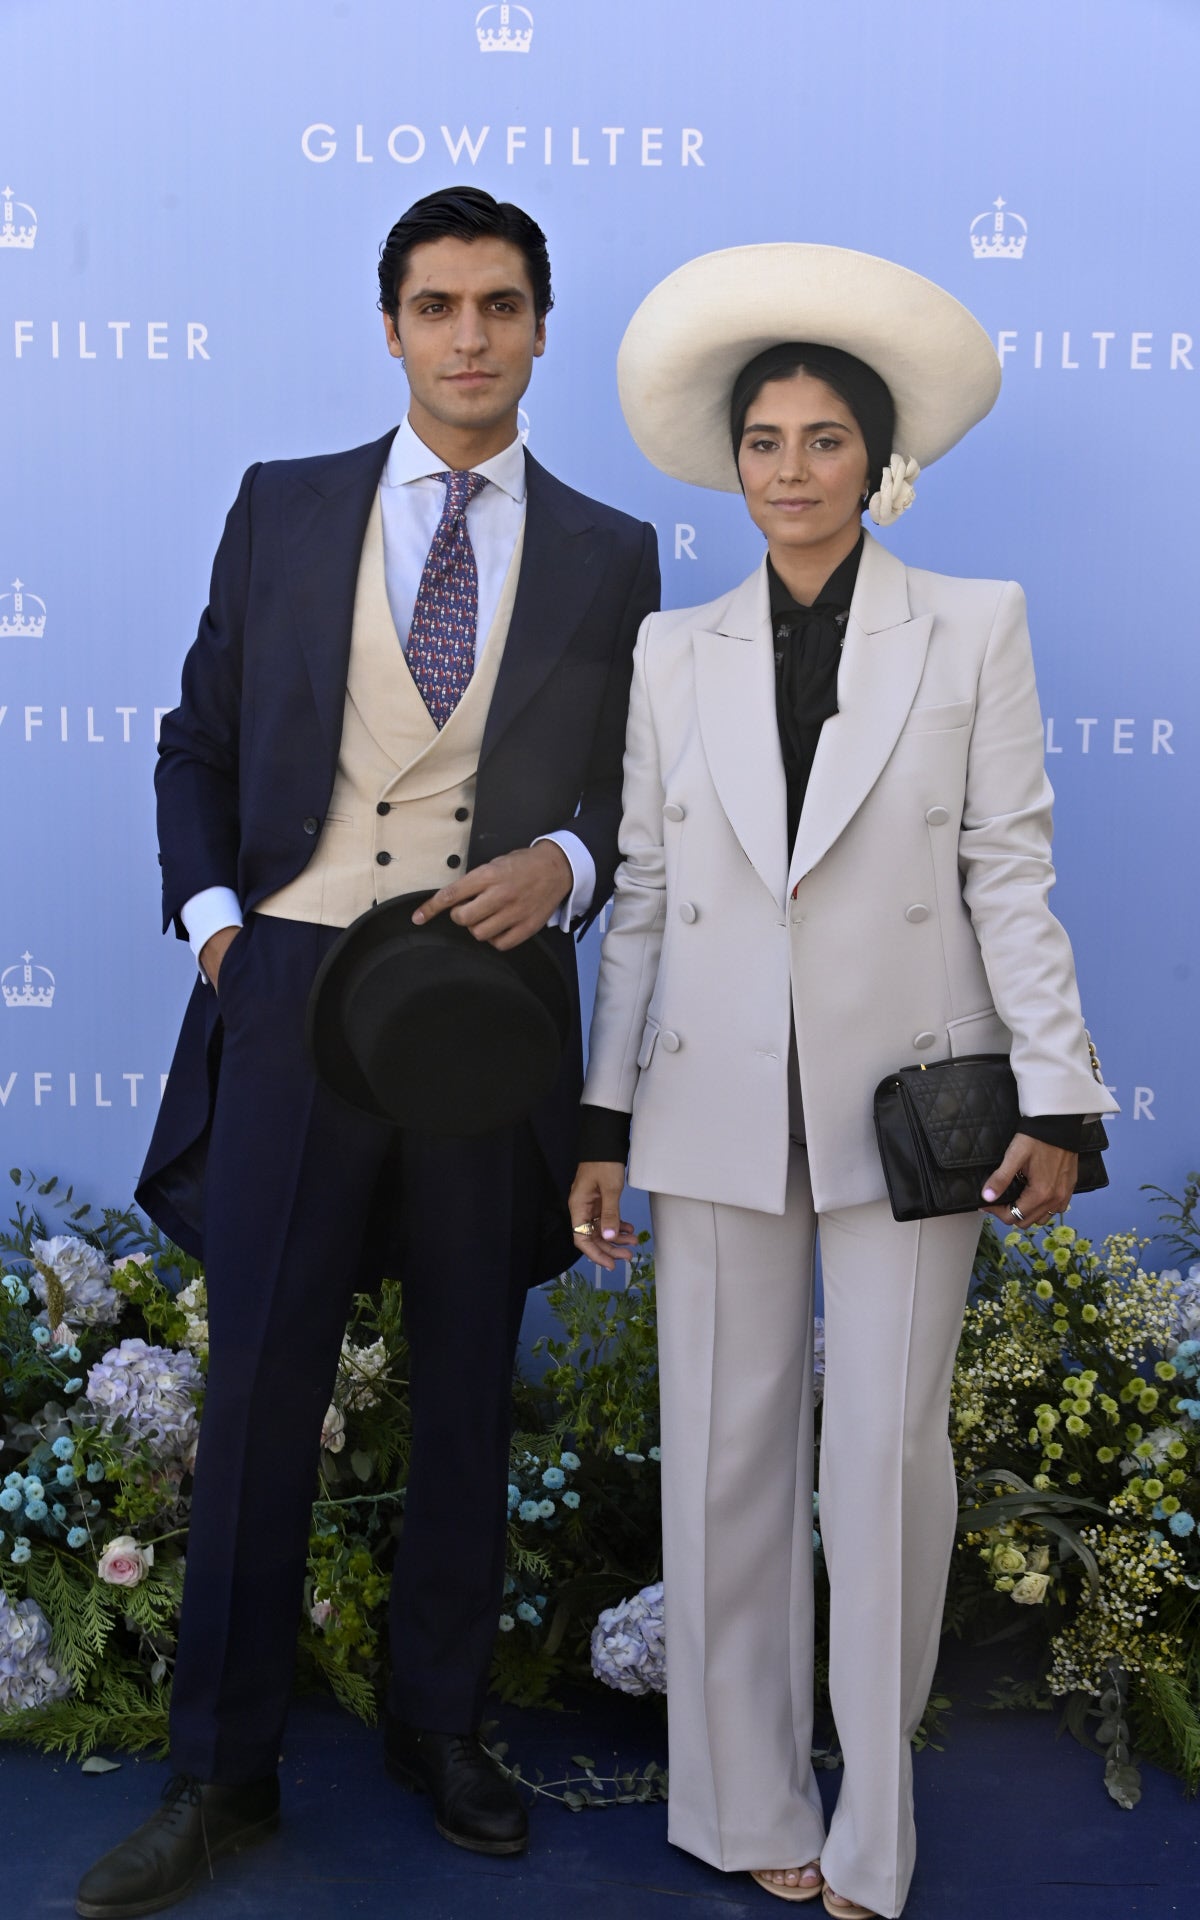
left=1096, top=1447, right=1117, bottom=1464
left=1156, top=1362, right=1177, bottom=1381
left=1045, top=1442, right=1064, bottom=1460
left=1033, top=1474, right=1052, bottom=1490
left=1066, top=1416, right=1087, bottom=1435
left=1035, top=1280, right=1054, bottom=1300
left=1138, top=1389, right=1160, bottom=1413
left=992, top=1543, right=1027, bottom=1576
left=1143, top=1479, right=1164, bottom=1500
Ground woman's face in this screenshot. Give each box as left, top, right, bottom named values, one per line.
left=736, top=371, right=871, bottom=559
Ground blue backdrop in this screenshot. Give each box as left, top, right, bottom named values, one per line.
left=2, top=0, right=1195, bottom=1250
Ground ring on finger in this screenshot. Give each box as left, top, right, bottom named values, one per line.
left=1010, top=1204, right=1025, bottom=1222
left=573, top=1221, right=596, bottom=1237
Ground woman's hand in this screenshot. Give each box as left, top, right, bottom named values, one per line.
left=981, top=1133, right=1078, bottom=1228
left=568, top=1161, right=638, bottom=1271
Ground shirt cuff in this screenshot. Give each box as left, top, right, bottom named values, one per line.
left=577, top=1104, right=633, bottom=1164
left=535, top=831, right=595, bottom=931
left=1018, top=1113, right=1085, bottom=1152
left=180, top=886, right=244, bottom=977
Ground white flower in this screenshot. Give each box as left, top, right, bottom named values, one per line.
left=84, top=1339, right=202, bottom=1461
left=175, top=1279, right=209, bottom=1355
left=0, top=1593, right=73, bottom=1713
left=310, top=1599, right=334, bottom=1629
left=336, top=1336, right=388, bottom=1413
left=320, top=1405, right=346, bottom=1453
left=97, top=1535, right=154, bottom=1588
left=1010, top=1571, right=1050, bottom=1605
left=868, top=453, right=920, bottom=527
left=31, top=1236, right=122, bottom=1327
left=591, top=1581, right=666, bottom=1696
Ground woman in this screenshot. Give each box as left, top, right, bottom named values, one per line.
left=569, top=246, right=1117, bottom=1918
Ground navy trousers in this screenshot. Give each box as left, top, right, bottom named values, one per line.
left=167, top=914, right=541, bottom=1783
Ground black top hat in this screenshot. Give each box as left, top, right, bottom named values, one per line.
left=306, top=891, right=571, bottom=1135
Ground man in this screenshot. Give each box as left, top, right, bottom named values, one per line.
left=76, top=186, right=658, bottom=1918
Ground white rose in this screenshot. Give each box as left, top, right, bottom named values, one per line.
left=320, top=1405, right=346, bottom=1453
left=97, top=1535, right=154, bottom=1588
left=1011, top=1571, right=1050, bottom=1606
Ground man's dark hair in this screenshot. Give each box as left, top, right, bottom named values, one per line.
left=377, top=186, right=554, bottom=322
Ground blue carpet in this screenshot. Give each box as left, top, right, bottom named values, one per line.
left=3, top=1653, right=1196, bottom=1919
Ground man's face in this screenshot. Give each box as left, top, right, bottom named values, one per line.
left=383, top=235, right=545, bottom=449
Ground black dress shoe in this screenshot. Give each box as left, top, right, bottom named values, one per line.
left=75, top=1772, right=280, bottom=1918
left=384, top=1715, right=528, bottom=1855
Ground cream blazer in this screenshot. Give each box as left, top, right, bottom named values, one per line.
left=583, top=530, right=1118, bottom=1216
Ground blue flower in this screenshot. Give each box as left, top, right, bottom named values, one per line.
left=624, top=1452, right=646, bottom=1464
left=2, top=1274, right=30, bottom=1305
left=21, top=1478, right=44, bottom=1500
left=518, top=1499, right=540, bottom=1523
left=813, top=1492, right=821, bottom=1515
left=562, top=1490, right=580, bottom=1510
left=498, top=1613, right=515, bottom=1632
left=51, top=1503, right=66, bottom=1522
left=1169, top=1510, right=1196, bottom=1537
left=648, top=1446, right=661, bottom=1462
left=3, top=1473, right=22, bottom=1492
left=31, top=1324, right=51, bottom=1347
left=536, top=1498, right=555, bottom=1519
left=1172, top=1340, right=1200, bottom=1361
left=506, top=1483, right=520, bottom=1512
left=68, top=1346, right=82, bottom=1363
left=86, top=1461, right=105, bottom=1484
left=56, top=1465, right=75, bottom=1487
left=10, top=1539, right=31, bottom=1565
left=541, top=1467, right=565, bottom=1490
left=0, top=1489, right=21, bottom=1514
left=67, top=1527, right=88, bottom=1550
left=64, top=1378, right=83, bottom=1394
left=814, top=1529, right=823, bottom=1552
left=1177, top=1399, right=1200, bottom=1421
left=516, top=1601, right=541, bottom=1626
left=559, top=1451, right=581, bottom=1471
left=51, top=1436, right=75, bottom=1461
left=24, top=1499, right=48, bottom=1523
left=534, top=1594, right=546, bottom=1607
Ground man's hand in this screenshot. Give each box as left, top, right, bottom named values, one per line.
left=199, top=925, right=241, bottom=990
left=981, top=1132, right=1078, bottom=1228
left=568, top=1160, right=638, bottom=1272
left=413, top=842, right=573, bottom=950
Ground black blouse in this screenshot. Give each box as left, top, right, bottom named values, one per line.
left=577, top=547, right=1083, bottom=1165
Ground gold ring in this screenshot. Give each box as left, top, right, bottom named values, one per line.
left=573, top=1221, right=596, bottom=1236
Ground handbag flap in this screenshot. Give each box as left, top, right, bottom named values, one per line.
left=898, top=1057, right=1019, bottom=1170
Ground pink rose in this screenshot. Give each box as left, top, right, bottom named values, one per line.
left=97, top=1534, right=154, bottom=1588
left=320, top=1405, right=346, bottom=1454
left=310, top=1599, right=334, bottom=1629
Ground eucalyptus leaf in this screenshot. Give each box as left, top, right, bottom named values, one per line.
left=1104, top=1759, right=1142, bottom=1810
left=350, top=1450, right=373, bottom=1483
left=80, top=1756, right=121, bottom=1774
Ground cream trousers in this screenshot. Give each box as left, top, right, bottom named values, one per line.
left=650, top=1145, right=979, bottom=1917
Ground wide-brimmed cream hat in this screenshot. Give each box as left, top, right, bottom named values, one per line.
left=617, top=243, right=1001, bottom=512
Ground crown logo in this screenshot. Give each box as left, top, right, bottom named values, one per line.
left=0, top=186, right=37, bottom=250
left=0, top=579, right=47, bottom=638
left=2, top=952, right=56, bottom=1009
left=970, top=196, right=1027, bottom=260
left=476, top=4, right=533, bottom=52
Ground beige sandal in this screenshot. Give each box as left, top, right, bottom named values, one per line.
left=751, top=1863, right=825, bottom=1903
left=821, top=1891, right=875, bottom=1920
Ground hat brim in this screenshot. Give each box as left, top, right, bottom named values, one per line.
left=617, top=243, right=1001, bottom=492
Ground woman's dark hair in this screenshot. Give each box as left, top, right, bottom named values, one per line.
left=377, top=186, right=554, bottom=322
left=729, top=342, right=895, bottom=499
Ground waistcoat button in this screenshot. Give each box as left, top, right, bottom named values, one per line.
left=302, top=816, right=319, bottom=835
left=663, top=802, right=686, bottom=822
left=376, top=801, right=391, bottom=817
left=446, top=854, right=462, bottom=869
left=376, top=851, right=391, bottom=866
left=925, top=805, right=950, bottom=826
left=905, top=903, right=931, bottom=923
left=913, top=1030, right=936, bottom=1050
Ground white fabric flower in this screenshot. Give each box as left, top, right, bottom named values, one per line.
left=868, top=453, right=920, bottom=527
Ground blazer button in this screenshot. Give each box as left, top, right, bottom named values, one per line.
left=904, top=903, right=931, bottom=923
left=302, top=816, right=320, bottom=836
left=376, top=851, right=391, bottom=866
left=454, top=806, right=470, bottom=822
left=663, top=802, right=686, bottom=822
left=660, top=1030, right=682, bottom=1053
left=925, top=805, right=950, bottom=826
left=446, top=854, right=462, bottom=869
left=376, top=801, right=391, bottom=817
left=679, top=902, right=698, bottom=924
left=913, top=1031, right=936, bottom=1050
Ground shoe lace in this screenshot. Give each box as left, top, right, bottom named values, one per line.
left=156, top=1774, right=215, bottom=1880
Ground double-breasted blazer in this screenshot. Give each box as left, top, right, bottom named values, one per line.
left=138, top=428, right=659, bottom=1257
left=583, top=529, right=1117, bottom=1216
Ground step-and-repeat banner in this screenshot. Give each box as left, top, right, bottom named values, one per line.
left=2, top=0, right=1195, bottom=1247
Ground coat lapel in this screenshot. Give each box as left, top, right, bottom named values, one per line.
left=788, top=531, right=932, bottom=890
left=283, top=429, right=398, bottom=771
left=478, top=452, right=608, bottom=763
left=693, top=562, right=789, bottom=913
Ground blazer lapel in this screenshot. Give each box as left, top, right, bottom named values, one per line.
left=788, top=531, right=932, bottom=890
left=283, top=429, right=398, bottom=770
left=694, top=562, right=789, bottom=913
left=479, top=452, right=608, bottom=763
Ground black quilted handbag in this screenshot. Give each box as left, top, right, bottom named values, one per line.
left=873, top=1053, right=1109, bottom=1222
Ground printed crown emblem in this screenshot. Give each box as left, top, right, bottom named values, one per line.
left=476, top=4, right=533, bottom=52
left=0, top=186, right=37, bottom=250
left=0, top=579, right=47, bottom=638
left=2, top=953, right=55, bottom=1009
left=970, top=196, right=1027, bottom=260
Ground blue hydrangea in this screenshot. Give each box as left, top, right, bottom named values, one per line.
left=86, top=1461, right=105, bottom=1484
left=0, top=1490, right=21, bottom=1514
left=559, top=1451, right=580, bottom=1471
left=516, top=1601, right=541, bottom=1626
left=67, top=1528, right=88, bottom=1550
left=0, top=1592, right=71, bottom=1712
left=536, top=1498, right=555, bottom=1519
left=51, top=1436, right=75, bottom=1461
left=541, top=1467, right=565, bottom=1490
left=56, top=1465, right=75, bottom=1487
left=24, top=1500, right=48, bottom=1523
left=85, top=1338, right=201, bottom=1460
left=518, top=1499, right=540, bottom=1523
left=562, top=1490, right=580, bottom=1510
left=1169, top=1510, right=1196, bottom=1537
left=10, top=1540, right=31, bottom=1565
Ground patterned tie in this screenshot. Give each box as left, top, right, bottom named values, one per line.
left=405, top=469, right=488, bottom=728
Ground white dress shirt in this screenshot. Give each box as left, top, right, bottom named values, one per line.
left=181, top=417, right=594, bottom=968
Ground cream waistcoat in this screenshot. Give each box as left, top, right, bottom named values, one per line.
left=258, top=492, right=523, bottom=928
